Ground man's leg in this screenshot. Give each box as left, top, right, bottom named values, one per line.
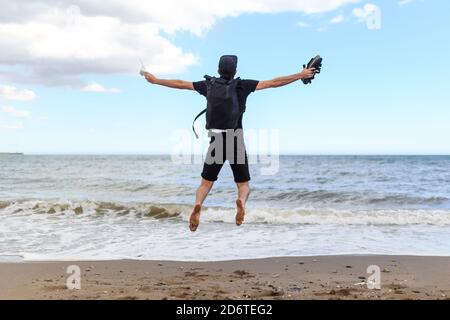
left=235, top=181, right=250, bottom=226
left=189, top=178, right=214, bottom=232
left=229, top=131, right=251, bottom=227
left=190, top=131, right=224, bottom=232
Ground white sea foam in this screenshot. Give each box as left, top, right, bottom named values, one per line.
left=199, top=207, right=450, bottom=226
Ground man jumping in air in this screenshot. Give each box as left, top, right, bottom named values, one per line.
left=144, top=55, right=316, bottom=231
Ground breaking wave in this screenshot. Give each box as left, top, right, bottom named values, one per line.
left=1, top=200, right=450, bottom=226
left=263, top=190, right=449, bottom=206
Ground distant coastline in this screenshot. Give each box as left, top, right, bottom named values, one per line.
left=0, top=152, right=24, bottom=155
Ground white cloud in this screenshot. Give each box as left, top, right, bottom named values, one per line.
left=330, top=15, right=345, bottom=24
left=399, top=0, right=413, bottom=6
left=0, top=85, right=37, bottom=101
left=0, top=0, right=358, bottom=87
left=2, top=106, right=30, bottom=118
left=352, top=3, right=379, bottom=21
left=83, top=83, right=121, bottom=93
left=352, top=3, right=381, bottom=30
left=296, top=21, right=310, bottom=28
left=0, top=119, right=22, bottom=130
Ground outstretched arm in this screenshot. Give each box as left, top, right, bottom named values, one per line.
left=144, top=72, right=194, bottom=90
left=256, top=68, right=316, bottom=90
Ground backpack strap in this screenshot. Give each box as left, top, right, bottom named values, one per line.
left=192, top=108, right=207, bottom=139
left=204, top=75, right=215, bottom=85
left=204, top=75, right=216, bottom=97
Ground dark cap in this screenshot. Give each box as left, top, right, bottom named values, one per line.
left=218, top=55, right=238, bottom=77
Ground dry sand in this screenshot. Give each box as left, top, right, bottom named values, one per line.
left=1, top=255, right=449, bottom=300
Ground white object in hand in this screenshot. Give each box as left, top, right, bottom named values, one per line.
left=139, top=58, right=147, bottom=76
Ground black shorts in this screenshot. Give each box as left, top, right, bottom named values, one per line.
left=201, top=130, right=250, bottom=183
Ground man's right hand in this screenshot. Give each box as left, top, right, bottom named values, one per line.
left=144, top=72, right=157, bottom=84
left=299, top=68, right=316, bottom=80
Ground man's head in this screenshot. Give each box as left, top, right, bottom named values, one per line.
left=218, top=55, right=238, bottom=80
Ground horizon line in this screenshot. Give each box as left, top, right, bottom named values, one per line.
left=4, top=153, right=450, bottom=157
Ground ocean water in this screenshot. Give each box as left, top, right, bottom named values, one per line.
left=1, top=155, right=449, bottom=261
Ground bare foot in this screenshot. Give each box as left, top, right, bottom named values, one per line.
left=235, top=199, right=245, bottom=226
left=189, top=204, right=201, bottom=232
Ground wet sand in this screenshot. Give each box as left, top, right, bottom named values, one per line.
left=1, top=255, right=449, bottom=300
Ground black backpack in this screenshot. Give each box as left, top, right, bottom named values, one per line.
left=192, top=75, right=242, bottom=138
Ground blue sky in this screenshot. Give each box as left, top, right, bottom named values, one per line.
left=0, top=0, right=449, bottom=155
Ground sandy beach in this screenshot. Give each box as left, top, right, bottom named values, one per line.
left=1, top=255, right=449, bottom=300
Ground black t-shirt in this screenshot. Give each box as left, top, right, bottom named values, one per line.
left=193, top=77, right=259, bottom=129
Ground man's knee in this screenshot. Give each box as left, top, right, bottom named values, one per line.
left=236, top=181, right=250, bottom=189
left=201, top=178, right=215, bottom=188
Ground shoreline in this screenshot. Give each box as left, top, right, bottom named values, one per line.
left=1, top=255, right=449, bottom=300
left=3, top=252, right=450, bottom=263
